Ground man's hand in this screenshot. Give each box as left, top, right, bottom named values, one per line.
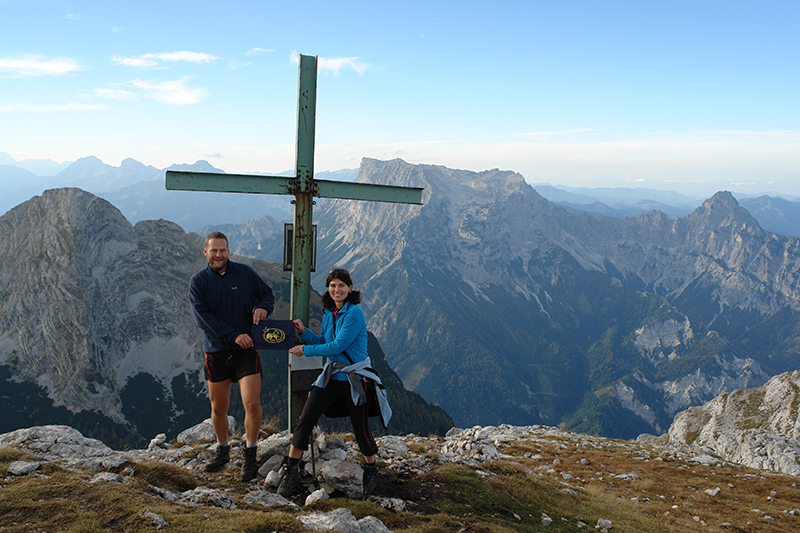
left=253, top=308, right=268, bottom=324
left=235, top=334, right=254, bottom=349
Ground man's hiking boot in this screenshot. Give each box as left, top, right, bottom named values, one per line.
left=240, top=446, right=258, bottom=482
left=205, top=444, right=230, bottom=472
left=362, top=462, right=378, bottom=498
left=277, top=463, right=301, bottom=497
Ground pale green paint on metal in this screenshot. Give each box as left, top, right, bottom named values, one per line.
left=166, top=171, right=294, bottom=195
left=288, top=55, right=318, bottom=428
left=315, top=179, right=423, bottom=204
left=166, top=171, right=423, bottom=205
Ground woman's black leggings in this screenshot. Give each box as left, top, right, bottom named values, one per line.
left=290, top=379, right=378, bottom=457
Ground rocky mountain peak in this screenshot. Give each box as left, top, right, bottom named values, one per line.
left=0, top=188, right=204, bottom=426
left=55, top=155, right=110, bottom=179
left=684, top=189, right=761, bottom=235
left=1, top=188, right=135, bottom=267
left=302, top=158, right=800, bottom=436
left=165, top=160, right=220, bottom=173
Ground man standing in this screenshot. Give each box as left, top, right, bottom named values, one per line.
left=189, top=231, right=275, bottom=481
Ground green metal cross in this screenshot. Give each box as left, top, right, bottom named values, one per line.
left=166, top=54, right=423, bottom=430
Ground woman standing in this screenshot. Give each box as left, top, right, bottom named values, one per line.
left=278, top=268, right=390, bottom=499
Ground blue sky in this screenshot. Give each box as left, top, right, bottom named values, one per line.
left=1, top=0, right=798, bottom=198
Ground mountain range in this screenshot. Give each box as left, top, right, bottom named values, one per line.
left=201, top=158, right=800, bottom=440
left=2, top=154, right=800, bottom=444
left=0, top=188, right=451, bottom=448
left=2, top=151, right=800, bottom=238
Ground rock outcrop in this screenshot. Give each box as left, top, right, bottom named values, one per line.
left=667, top=370, right=800, bottom=476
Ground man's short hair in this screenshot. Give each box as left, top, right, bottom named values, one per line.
left=204, top=231, right=229, bottom=249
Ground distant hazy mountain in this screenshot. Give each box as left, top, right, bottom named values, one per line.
left=0, top=188, right=451, bottom=448
left=0, top=155, right=361, bottom=231
left=0, top=164, right=53, bottom=216
left=213, top=158, right=800, bottom=439
left=532, top=183, right=705, bottom=209
left=534, top=183, right=800, bottom=239
left=739, top=195, right=800, bottom=238
left=5, top=153, right=800, bottom=237
left=100, top=162, right=293, bottom=231
left=0, top=151, right=71, bottom=175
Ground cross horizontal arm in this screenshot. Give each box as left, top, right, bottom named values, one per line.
left=166, top=171, right=294, bottom=195
left=166, top=170, right=424, bottom=205
left=315, top=179, right=423, bottom=205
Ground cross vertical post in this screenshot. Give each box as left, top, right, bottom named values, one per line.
left=288, top=55, right=317, bottom=428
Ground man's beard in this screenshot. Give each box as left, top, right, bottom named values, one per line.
left=209, top=259, right=229, bottom=273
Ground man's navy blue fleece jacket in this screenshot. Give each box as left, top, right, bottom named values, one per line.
left=189, top=261, right=275, bottom=353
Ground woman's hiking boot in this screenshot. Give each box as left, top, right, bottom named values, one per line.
left=204, top=444, right=230, bottom=472
left=362, top=462, right=378, bottom=498
left=277, top=463, right=301, bottom=497
left=240, top=446, right=258, bottom=482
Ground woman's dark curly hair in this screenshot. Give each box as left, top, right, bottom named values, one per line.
left=321, top=268, right=361, bottom=311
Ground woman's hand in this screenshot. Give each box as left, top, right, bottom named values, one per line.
left=289, top=345, right=304, bottom=357
left=292, top=319, right=306, bottom=335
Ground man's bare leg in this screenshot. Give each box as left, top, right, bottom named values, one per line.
left=205, top=379, right=233, bottom=472
left=238, top=373, right=262, bottom=444
left=208, top=379, right=232, bottom=442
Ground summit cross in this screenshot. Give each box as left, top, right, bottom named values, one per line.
left=166, top=54, right=423, bottom=429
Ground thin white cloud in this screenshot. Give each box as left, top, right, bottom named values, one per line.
left=93, top=88, right=138, bottom=101
left=291, top=53, right=368, bottom=76
left=246, top=47, right=275, bottom=56
left=112, top=52, right=218, bottom=68
left=64, top=14, right=81, bottom=20
left=0, top=55, right=82, bottom=77
left=129, top=77, right=209, bottom=105
left=0, top=102, right=105, bottom=112
left=113, top=57, right=159, bottom=68
left=319, top=56, right=368, bottom=76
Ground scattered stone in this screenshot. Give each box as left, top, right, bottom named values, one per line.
left=143, top=510, right=167, bottom=529
left=243, top=490, right=299, bottom=510
left=318, top=459, right=363, bottom=499
left=596, top=517, right=612, bottom=529
left=7, top=460, right=43, bottom=476
left=89, top=472, right=124, bottom=483
left=368, top=496, right=408, bottom=513
left=148, top=434, right=167, bottom=450
left=305, top=488, right=330, bottom=506
left=176, top=417, right=236, bottom=445
left=264, top=469, right=282, bottom=488
left=259, top=453, right=284, bottom=479
left=299, top=507, right=391, bottom=533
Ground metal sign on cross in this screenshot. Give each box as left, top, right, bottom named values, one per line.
left=166, top=54, right=424, bottom=430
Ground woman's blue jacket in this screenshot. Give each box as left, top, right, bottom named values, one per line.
left=300, top=301, right=368, bottom=380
